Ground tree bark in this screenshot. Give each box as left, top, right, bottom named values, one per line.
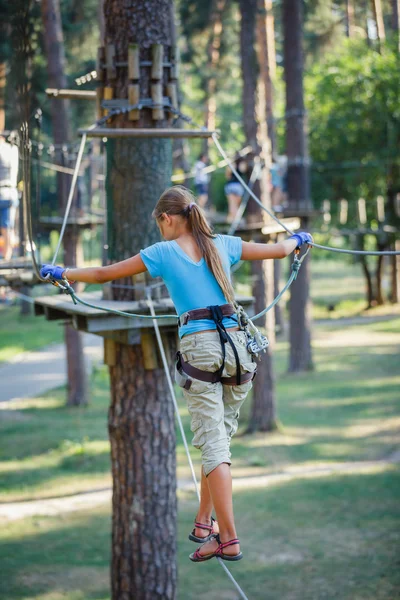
left=256, top=0, right=277, bottom=159
left=393, top=0, right=400, bottom=51
left=103, top=1, right=177, bottom=597
left=371, top=0, right=386, bottom=49
left=346, top=0, right=355, bottom=37
left=239, top=0, right=277, bottom=432
left=283, top=0, right=314, bottom=373
left=41, top=0, right=88, bottom=406
left=0, top=61, right=5, bottom=131
left=203, top=0, right=226, bottom=153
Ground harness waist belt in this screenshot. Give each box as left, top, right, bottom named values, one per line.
left=178, top=303, right=235, bottom=327
left=177, top=351, right=256, bottom=387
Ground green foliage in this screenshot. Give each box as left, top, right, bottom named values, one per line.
left=305, top=39, right=400, bottom=221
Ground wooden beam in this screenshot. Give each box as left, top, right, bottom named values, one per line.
left=46, top=88, right=96, bottom=100
left=78, top=128, right=216, bottom=138
left=128, top=44, right=140, bottom=80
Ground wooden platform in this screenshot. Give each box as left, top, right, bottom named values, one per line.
left=39, top=215, right=105, bottom=228
left=34, top=291, right=254, bottom=343
left=212, top=215, right=301, bottom=238
left=0, top=257, right=34, bottom=270
left=0, top=268, right=39, bottom=287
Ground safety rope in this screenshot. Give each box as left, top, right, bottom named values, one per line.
left=146, top=290, right=249, bottom=600
left=211, top=134, right=400, bottom=257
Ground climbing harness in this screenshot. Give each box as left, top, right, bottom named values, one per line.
left=234, top=303, right=269, bottom=357
left=175, top=304, right=257, bottom=390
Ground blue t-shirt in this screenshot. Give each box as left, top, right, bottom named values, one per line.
left=140, top=234, right=242, bottom=337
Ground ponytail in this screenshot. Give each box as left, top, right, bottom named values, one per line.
left=153, top=186, right=236, bottom=305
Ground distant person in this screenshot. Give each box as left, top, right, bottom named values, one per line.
left=0, top=135, right=19, bottom=261
left=224, top=158, right=248, bottom=223
left=194, top=153, right=210, bottom=209
left=270, top=156, right=288, bottom=213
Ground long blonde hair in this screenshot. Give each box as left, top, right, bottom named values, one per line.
left=153, top=185, right=236, bottom=305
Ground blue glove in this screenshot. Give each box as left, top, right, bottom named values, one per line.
left=40, top=264, right=66, bottom=281
left=288, top=231, right=313, bottom=249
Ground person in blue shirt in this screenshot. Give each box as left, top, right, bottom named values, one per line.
left=41, top=185, right=312, bottom=563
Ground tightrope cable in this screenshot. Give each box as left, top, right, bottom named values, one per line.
left=211, top=134, right=400, bottom=256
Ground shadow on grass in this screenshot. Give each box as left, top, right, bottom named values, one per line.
left=2, top=469, right=399, bottom=600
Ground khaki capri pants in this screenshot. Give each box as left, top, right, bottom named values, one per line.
left=179, top=329, right=257, bottom=477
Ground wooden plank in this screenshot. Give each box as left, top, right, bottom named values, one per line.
left=128, top=84, right=140, bottom=120
left=141, top=331, right=159, bottom=369
left=167, top=82, right=178, bottom=110
left=151, top=82, right=164, bottom=120
left=339, top=198, right=348, bottom=225
left=104, top=339, right=117, bottom=367
left=261, top=218, right=301, bottom=235
left=45, top=88, right=96, bottom=100
left=322, top=199, right=331, bottom=224
left=78, top=128, right=216, bottom=138
left=128, top=44, right=140, bottom=80
left=151, top=44, right=163, bottom=80
left=96, top=86, right=104, bottom=119
left=376, top=195, right=385, bottom=222
left=357, top=197, right=367, bottom=224
left=106, top=44, right=116, bottom=80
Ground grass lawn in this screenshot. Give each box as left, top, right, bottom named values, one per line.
left=1, top=468, right=399, bottom=600
left=1, top=257, right=399, bottom=598
left=1, top=310, right=399, bottom=598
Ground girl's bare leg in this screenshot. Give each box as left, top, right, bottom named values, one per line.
left=196, top=463, right=240, bottom=556
left=194, top=467, right=219, bottom=537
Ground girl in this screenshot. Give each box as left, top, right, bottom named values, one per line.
left=41, top=185, right=312, bottom=563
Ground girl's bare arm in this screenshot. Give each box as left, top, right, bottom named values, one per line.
left=241, top=238, right=299, bottom=260
left=65, top=254, right=147, bottom=283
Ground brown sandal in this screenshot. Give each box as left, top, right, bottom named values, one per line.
left=188, top=516, right=218, bottom=543
left=189, top=533, right=243, bottom=562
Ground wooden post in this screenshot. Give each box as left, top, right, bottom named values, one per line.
left=323, top=199, right=331, bottom=224
left=128, top=44, right=140, bottom=80
left=358, top=197, right=367, bottom=225
left=104, top=338, right=117, bottom=367
left=339, top=198, right=348, bottom=225
left=141, top=331, right=159, bottom=369
left=103, top=86, right=114, bottom=118
left=391, top=238, right=400, bottom=303
left=151, top=44, right=163, bottom=80
left=167, top=82, right=178, bottom=110
left=377, top=195, right=385, bottom=222
left=128, top=84, right=140, bottom=120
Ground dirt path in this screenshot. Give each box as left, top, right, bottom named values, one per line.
left=1, top=454, right=398, bottom=522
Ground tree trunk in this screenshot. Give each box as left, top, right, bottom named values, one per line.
left=371, top=0, right=386, bottom=49
left=273, top=247, right=283, bottom=333
left=283, top=0, right=314, bottom=373
left=393, top=0, right=400, bottom=51
left=103, top=1, right=177, bottom=597
left=0, top=61, right=5, bottom=131
left=203, top=0, right=226, bottom=154
left=357, top=234, right=374, bottom=308
left=256, top=0, right=277, bottom=159
left=239, top=0, right=277, bottom=432
left=346, top=0, right=355, bottom=37
left=391, top=238, right=400, bottom=302
left=41, top=0, right=88, bottom=406
left=375, top=236, right=389, bottom=305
